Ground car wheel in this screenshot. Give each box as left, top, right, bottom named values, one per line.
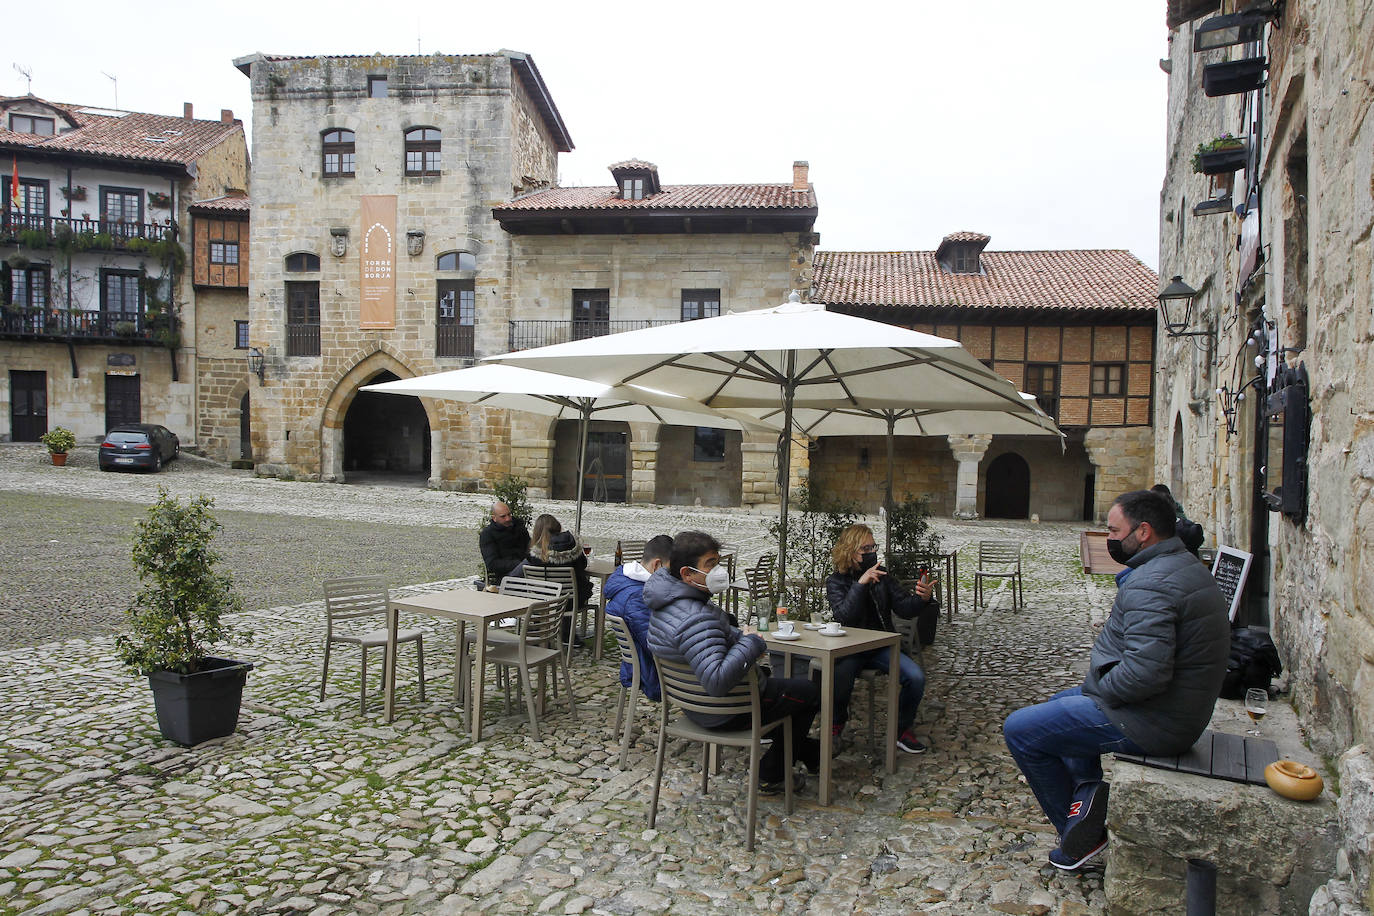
left=152, top=452, right=162, bottom=473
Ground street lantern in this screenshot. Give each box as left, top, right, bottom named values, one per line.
left=247, top=347, right=266, bottom=381
left=1157, top=276, right=1203, bottom=336
left=1193, top=11, right=1269, bottom=52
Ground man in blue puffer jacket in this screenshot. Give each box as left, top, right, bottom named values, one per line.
left=1003, top=490, right=1228, bottom=873
left=604, top=534, right=673, bottom=701
left=645, top=530, right=820, bottom=793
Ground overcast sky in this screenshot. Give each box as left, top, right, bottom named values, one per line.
left=4, top=0, right=1168, bottom=270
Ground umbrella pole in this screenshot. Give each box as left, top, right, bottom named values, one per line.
left=885, top=411, right=896, bottom=554
left=778, top=354, right=797, bottom=594
left=574, top=401, right=590, bottom=536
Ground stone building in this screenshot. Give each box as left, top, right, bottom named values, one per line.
left=810, top=236, right=1159, bottom=520
left=1157, top=0, right=1374, bottom=909
left=0, top=96, right=247, bottom=447
left=234, top=51, right=815, bottom=504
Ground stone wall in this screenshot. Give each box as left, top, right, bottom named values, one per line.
left=654, top=426, right=743, bottom=507
left=1084, top=426, right=1155, bottom=522
left=980, top=437, right=1096, bottom=522
left=809, top=436, right=957, bottom=515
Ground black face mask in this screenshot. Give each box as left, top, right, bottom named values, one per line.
left=1106, top=525, right=1141, bottom=564
left=858, top=551, right=879, bottom=572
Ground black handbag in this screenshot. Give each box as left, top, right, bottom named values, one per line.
left=1219, top=627, right=1282, bottom=699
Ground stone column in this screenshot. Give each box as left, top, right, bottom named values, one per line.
left=630, top=440, right=658, bottom=504
left=740, top=438, right=779, bottom=508
left=947, top=434, right=992, bottom=519
left=510, top=437, right=553, bottom=498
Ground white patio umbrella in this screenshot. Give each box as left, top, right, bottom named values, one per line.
left=361, top=363, right=767, bottom=533
left=489, top=292, right=1047, bottom=576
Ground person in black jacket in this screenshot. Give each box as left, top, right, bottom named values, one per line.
left=479, top=502, right=529, bottom=584
left=512, top=513, right=593, bottom=608
left=825, top=523, right=935, bottom=755
left=1151, top=484, right=1204, bottom=556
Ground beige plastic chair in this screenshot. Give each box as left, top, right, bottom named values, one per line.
left=476, top=596, right=578, bottom=740
left=607, top=612, right=643, bottom=769
left=649, top=656, right=793, bottom=851
left=456, top=576, right=563, bottom=703
left=616, top=539, right=647, bottom=565
left=974, top=540, right=1024, bottom=611
left=320, top=575, right=425, bottom=713
left=520, top=565, right=585, bottom=658
left=727, top=553, right=776, bottom=621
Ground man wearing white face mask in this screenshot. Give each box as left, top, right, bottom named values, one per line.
left=645, top=530, right=820, bottom=793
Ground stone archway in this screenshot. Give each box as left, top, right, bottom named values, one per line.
left=319, top=350, right=438, bottom=484
left=341, top=370, right=430, bottom=481
left=1171, top=414, right=1185, bottom=497
left=984, top=452, right=1031, bottom=519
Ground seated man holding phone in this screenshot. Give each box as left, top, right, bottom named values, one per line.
left=824, top=523, right=936, bottom=754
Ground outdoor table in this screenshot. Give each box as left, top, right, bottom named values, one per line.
left=586, top=556, right=615, bottom=661
left=759, top=624, right=900, bottom=806
left=383, top=588, right=538, bottom=740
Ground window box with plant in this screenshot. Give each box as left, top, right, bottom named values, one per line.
left=60, top=184, right=87, bottom=202
left=147, top=191, right=172, bottom=210
left=1203, top=56, right=1266, bottom=96
left=39, top=426, right=77, bottom=466
left=1192, top=134, right=1249, bottom=175
left=117, top=490, right=253, bottom=746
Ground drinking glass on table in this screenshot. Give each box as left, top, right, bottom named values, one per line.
left=1244, top=687, right=1268, bottom=736
left=583, top=545, right=592, bottom=558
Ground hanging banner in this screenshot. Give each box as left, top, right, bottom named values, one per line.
left=360, top=195, right=396, bottom=329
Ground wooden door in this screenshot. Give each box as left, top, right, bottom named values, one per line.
left=9, top=370, right=47, bottom=441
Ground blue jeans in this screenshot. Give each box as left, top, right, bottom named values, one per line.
left=1002, top=687, right=1144, bottom=835
left=832, top=647, right=925, bottom=733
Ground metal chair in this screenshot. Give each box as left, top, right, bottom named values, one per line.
left=727, top=553, right=776, bottom=621
left=649, top=656, right=793, bottom=851
left=607, top=612, right=644, bottom=769
left=476, top=596, right=578, bottom=740
left=320, top=576, right=425, bottom=713
left=519, top=565, right=586, bottom=660
left=616, top=539, right=647, bottom=565
left=973, top=540, right=1024, bottom=611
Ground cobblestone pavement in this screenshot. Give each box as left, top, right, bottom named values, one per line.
left=0, top=443, right=1119, bottom=914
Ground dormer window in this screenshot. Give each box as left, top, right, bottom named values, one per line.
left=952, top=247, right=979, bottom=273
left=609, top=159, right=662, bottom=200
left=935, top=231, right=991, bottom=275
left=9, top=114, right=55, bottom=136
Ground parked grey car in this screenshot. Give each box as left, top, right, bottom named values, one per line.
left=98, top=424, right=180, bottom=472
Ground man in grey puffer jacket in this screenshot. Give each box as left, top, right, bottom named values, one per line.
left=1003, top=490, right=1229, bottom=872
left=645, top=530, right=820, bottom=792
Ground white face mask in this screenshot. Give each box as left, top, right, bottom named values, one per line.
left=690, top=565, right=732, bottom=595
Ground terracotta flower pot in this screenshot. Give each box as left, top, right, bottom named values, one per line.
left=50, top=452, right=68, bottom=467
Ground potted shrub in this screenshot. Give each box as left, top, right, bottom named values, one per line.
left=1192, top=134, right=1248, bottom=175
left=1203, top=55, right=1266, bottom=96
left=116, top=490, right=253, bottom=746
left=39, top=426, right=76, bottom=466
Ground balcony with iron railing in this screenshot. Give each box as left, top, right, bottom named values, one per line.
left=1, top=214, right=178, bottom=253
left=0, top=305, right=174, bottom=345
left=507, top=318, right=678, bottom=352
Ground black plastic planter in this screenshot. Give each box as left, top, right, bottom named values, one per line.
left=1197, top=144, right=1249, bottom=175
left=1203, top=56, right=1266, bottom=96
left=147, top=656, right=254, bottom=746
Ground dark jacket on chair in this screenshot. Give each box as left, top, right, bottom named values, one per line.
left=513, top=530, right=592, bottom=607
left=1081, top=536, right=1229, bottom=755
left=826, top=570, right=938, bottom=645
left=644, top=569, right=766, bottom=727
left=479, top=518, right=529, bottom=584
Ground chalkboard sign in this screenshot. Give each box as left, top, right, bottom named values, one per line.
left=1210, top=545, right=1253, bottom=622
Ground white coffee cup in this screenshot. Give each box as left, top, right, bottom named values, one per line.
left=777, top=621, right=795, bottom=636
left=821, top=622, right=842, bottom=635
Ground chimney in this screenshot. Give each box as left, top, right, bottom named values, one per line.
left=183, top=102, right=193, bottom=120
left=220, top=109, right=234, bottom=124
left=792, top=160, right=809, bottom=191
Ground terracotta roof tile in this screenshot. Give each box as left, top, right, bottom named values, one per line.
left=189, top=195, right=251, bottom=214
left=812, top=249, right=1158, bottom=312
left=941, top=230, right=991, bottom=244
left=0, top=97, right=241, bottom=170
left=609, top=159, right=658, bottom=171
left=498, top=183, right=816, bottom=212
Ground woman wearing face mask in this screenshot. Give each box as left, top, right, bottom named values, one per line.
left=824, top=523, right=935, bottom=754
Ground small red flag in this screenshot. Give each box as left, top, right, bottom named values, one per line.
left=10, top=157, right=19, bottom=211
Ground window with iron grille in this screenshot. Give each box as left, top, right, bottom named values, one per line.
left=1091, top=363, right=1125, bottom=396
left=681, top=289, right=721, bottom=321
left=1025, top=363, right=1059, bottom=420
left=210, top=241, right=240, bottom=265
left=285, top=281, right=321, bottom=356
left=284, top=252, right=321, bottom=272
left=404, top=127, right=441, bottom=176
left=572, top=289, right=610, bottom=339
left=436, top=280, right=475, bottom=358
left=322, top=129, right=356, bottom=177
left=235, top=320, right=250, bottom=349
left=9, top=114, right=54, bottom=136
left=4, top=265, right=49, bottom=332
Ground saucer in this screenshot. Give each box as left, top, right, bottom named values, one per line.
left=819, top=628, right=847, bottom=637
left=772, top=631, right=801, bottom=640
left=803, top=623, right=826, bottom=629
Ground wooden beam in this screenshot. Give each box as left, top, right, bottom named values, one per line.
left=560, top=218, right=575, bottom=234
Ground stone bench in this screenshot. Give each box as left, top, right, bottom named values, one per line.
left=1104, top=697, right=1340, bottom=915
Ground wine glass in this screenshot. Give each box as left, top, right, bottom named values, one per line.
left=1244, top=687, right=1268, bottom=737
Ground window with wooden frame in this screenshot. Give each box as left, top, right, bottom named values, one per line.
left=681, top=289, right=721, bottom=321
left=284, top=252, right=321, bottom=272
left=285, top=281, right=321, bottom=356
left=404, top=127, right=442, bottom=176
left=1091, top=363, right=1125, bottom=396
left=368, top=76, right=388, bottom=98
left=436, top=279, right=476, bottom=358
left=100, top=187, right=142, bottom=226
left=436, top=251, right=476, bottom=271
left=209, top=240, right=240, bottom=266
left=8, top=114, right=54, bottom=136
left=235, top=320, right=250, bottom=349
left=101, top=269, right=143, bottom=319
left=572, top=289, right=610, bottom=339
left=321, top=129, right=356, bottom=177
left=1025, top=363, right=1059, bottom=419
left=951, top=246, right=980, bottom=273
left=620, top=177, right=645, bottom=200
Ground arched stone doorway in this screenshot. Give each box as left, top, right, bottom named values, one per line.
left=1171, top=414, right=1185, bottom=496
left=984, top=452, right=1031, bottom=519
left=342, top=370, right=430, bottom=481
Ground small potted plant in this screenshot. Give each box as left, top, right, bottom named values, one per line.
left=147, top=191, right=172, bottom=210
left=1192, top=134, right=1249, bottom=175
left=39, top=426, right=77, bottom=466
left=117, top=490, right=253, bottom=746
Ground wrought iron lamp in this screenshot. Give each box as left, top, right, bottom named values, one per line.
left=247, top=346, right=266, bottom=382
left=1157, top=276, right=1214, bottom=338
left=1193, top=11, right=1270, bottom=51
